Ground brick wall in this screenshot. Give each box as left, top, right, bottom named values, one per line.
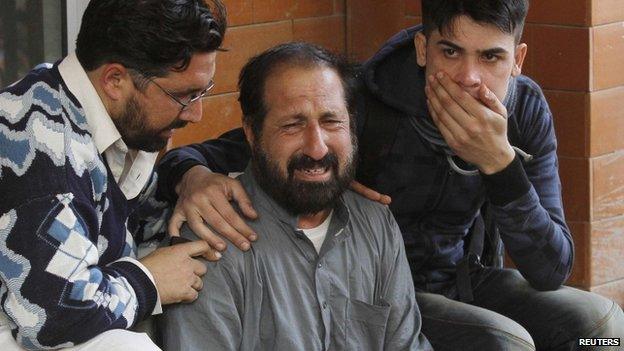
left=170, top=0, right=346, bottom=147
left=346, top=0, right=420, bottom=61
left=528, top=0, right=624, bottom=307
left=172, top=0, right=624, bottom=306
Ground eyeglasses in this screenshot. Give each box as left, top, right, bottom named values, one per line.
left=146, top=76, right=215, bottom=112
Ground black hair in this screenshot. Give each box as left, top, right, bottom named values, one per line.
left=238, top=42, right=358, bottom=139
left=76, top=0, right=226, bottom=81
left=421, top=0, right=529, bottom=42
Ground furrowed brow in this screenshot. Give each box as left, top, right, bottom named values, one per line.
left=321, top=111, right=340, bottom=119
left=436, top=40, right=465, bottom=53
left=479, top=47, right=509, bottom=56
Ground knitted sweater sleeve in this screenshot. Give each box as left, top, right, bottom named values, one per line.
left=1, top=194, right=156, bottom=349
left=482, top=81, right=573, bottom=290
left=0, top=77, right=156, bottom=349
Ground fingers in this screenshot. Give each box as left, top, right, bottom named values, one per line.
left=429, top=97, right=459, bottom=148
left=208, top=195, right=257, bottom=250
left=186, top=210, right=227, bottom=251
left=350, top=181, right=392, bottom=205
left=170, top=234, right=222, bottom=261
left=182, top=275, right=202, bottom=302
left=176, top=239, right=211, bottom=257
left=181, top=287, right=199, bottom=303
left=190, top=257, right=208, bottom=276
left=199, top=245, right=222, bottom=261
left=427, top=72, right=476, bottom=128
left=170, top=171, right=258, bottom=253
left=431, top=71, right=495, bottom=122
left=183, top=262, right=206, bottom=302
left=230, top=181, right=258, bottom=220
left=191, top=275, right=203, bottom=291
left=478, top=84, right=507, bottom=117
left=167, top=210, right=185, bottom=237
left=426, top=86, right=467, bottom=145
left=142, top=246, right=212, bottom=304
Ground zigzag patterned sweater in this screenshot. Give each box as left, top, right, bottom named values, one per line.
left=0, top=64, right=157, bottom=349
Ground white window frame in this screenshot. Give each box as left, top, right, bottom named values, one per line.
left=65, top=0, right=90, bottom=54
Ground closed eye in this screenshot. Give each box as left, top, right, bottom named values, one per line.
left=281, top=121, right=305, bottom=131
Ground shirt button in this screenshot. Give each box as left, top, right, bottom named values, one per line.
left=322, top=301, right=328, bottom=309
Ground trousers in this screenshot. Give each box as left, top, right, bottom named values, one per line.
left=417, top=268, right=624, bottom=351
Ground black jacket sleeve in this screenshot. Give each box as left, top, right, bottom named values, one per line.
left=156, top=128, right=251, bottom=202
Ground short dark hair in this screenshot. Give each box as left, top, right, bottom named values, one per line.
left=421, top=0, right=529, bottom=42
left=76, top=0, right=226, bottom=78
left=238, top=42, right=357, bottom=139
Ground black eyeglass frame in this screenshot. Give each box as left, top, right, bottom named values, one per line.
left=139, top=73, right=215, bottom=112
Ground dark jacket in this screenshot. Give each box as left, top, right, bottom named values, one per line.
left=157, top=26, right=573, bottom=294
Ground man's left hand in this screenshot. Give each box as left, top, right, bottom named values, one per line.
left=425, top=71, right=515, bottom=175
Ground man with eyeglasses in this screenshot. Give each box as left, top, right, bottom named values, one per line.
left=0, top=1, right=225, bottom=350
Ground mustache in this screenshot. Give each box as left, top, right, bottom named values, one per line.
left=287, top=153, right=338, bottom=175
left=164, top=119, right=188, bottom=131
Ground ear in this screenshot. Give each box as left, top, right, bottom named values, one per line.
left=512, top=43, right=528, bottom=77
left=414, top=32, right=428, bottom=68
left=242, top=121, right=256, bottom=148
left=98, top=63, right=135, bottom=101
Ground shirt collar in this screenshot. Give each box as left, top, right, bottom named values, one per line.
left=58, top=52, right=122, bottom=154
left=58, top=53, right=158, bottom=199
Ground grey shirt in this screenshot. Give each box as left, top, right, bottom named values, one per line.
left=161, top=169, right=431, bottom=351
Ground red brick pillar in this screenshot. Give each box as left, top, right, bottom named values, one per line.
left=522, top=0, right=624, bottom=306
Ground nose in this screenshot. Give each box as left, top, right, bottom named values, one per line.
left=179, top=100, right=203, bottom=123
left=301, top=122, right=329, bottom=160
left=453, top=59, right=481, bottom=90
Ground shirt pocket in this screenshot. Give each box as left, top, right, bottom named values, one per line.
left=345, top=298, right=391, bottom=351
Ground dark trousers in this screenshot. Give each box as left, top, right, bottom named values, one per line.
left=417, top=268, right=624, bottom=351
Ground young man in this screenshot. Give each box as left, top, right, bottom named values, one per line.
left=161, top=42, right=431, bottom=351
left=156, top=0, right=624, bottom=350
left=0, top=0, right=225, bottom=349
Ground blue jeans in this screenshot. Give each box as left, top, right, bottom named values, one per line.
left=416, top=268, right=624, bottom=350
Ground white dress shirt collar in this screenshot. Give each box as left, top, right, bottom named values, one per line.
left=58, top=53, right=158, bottom=200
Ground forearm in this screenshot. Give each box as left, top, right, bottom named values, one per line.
left=483, top=156, right=573, bottom=289
left=156, top=128, right=250, bottom=202
left=0, top=194, right=156, bottom=349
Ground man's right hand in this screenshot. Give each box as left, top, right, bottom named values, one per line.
left=169, top=165, right=258, bottom=260
left=140, top=240, right=210, bottom=304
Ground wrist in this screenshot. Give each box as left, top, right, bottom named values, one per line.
left=479, top=145, right=516, bottom=175
left=481, top=154, right=531, bottom=206
left=175, top=165, right=209, bottom=195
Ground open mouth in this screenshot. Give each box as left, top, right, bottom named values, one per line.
left=293, top=165, right=331, bottom=181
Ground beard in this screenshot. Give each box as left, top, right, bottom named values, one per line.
left=251, top=138, right=357, bottom=216
left=112, top=95, right=187, bottom=152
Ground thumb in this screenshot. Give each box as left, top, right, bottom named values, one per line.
left=178, top=240, right=211, bottom=257
left=167, top=211, right=185, bottom=237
